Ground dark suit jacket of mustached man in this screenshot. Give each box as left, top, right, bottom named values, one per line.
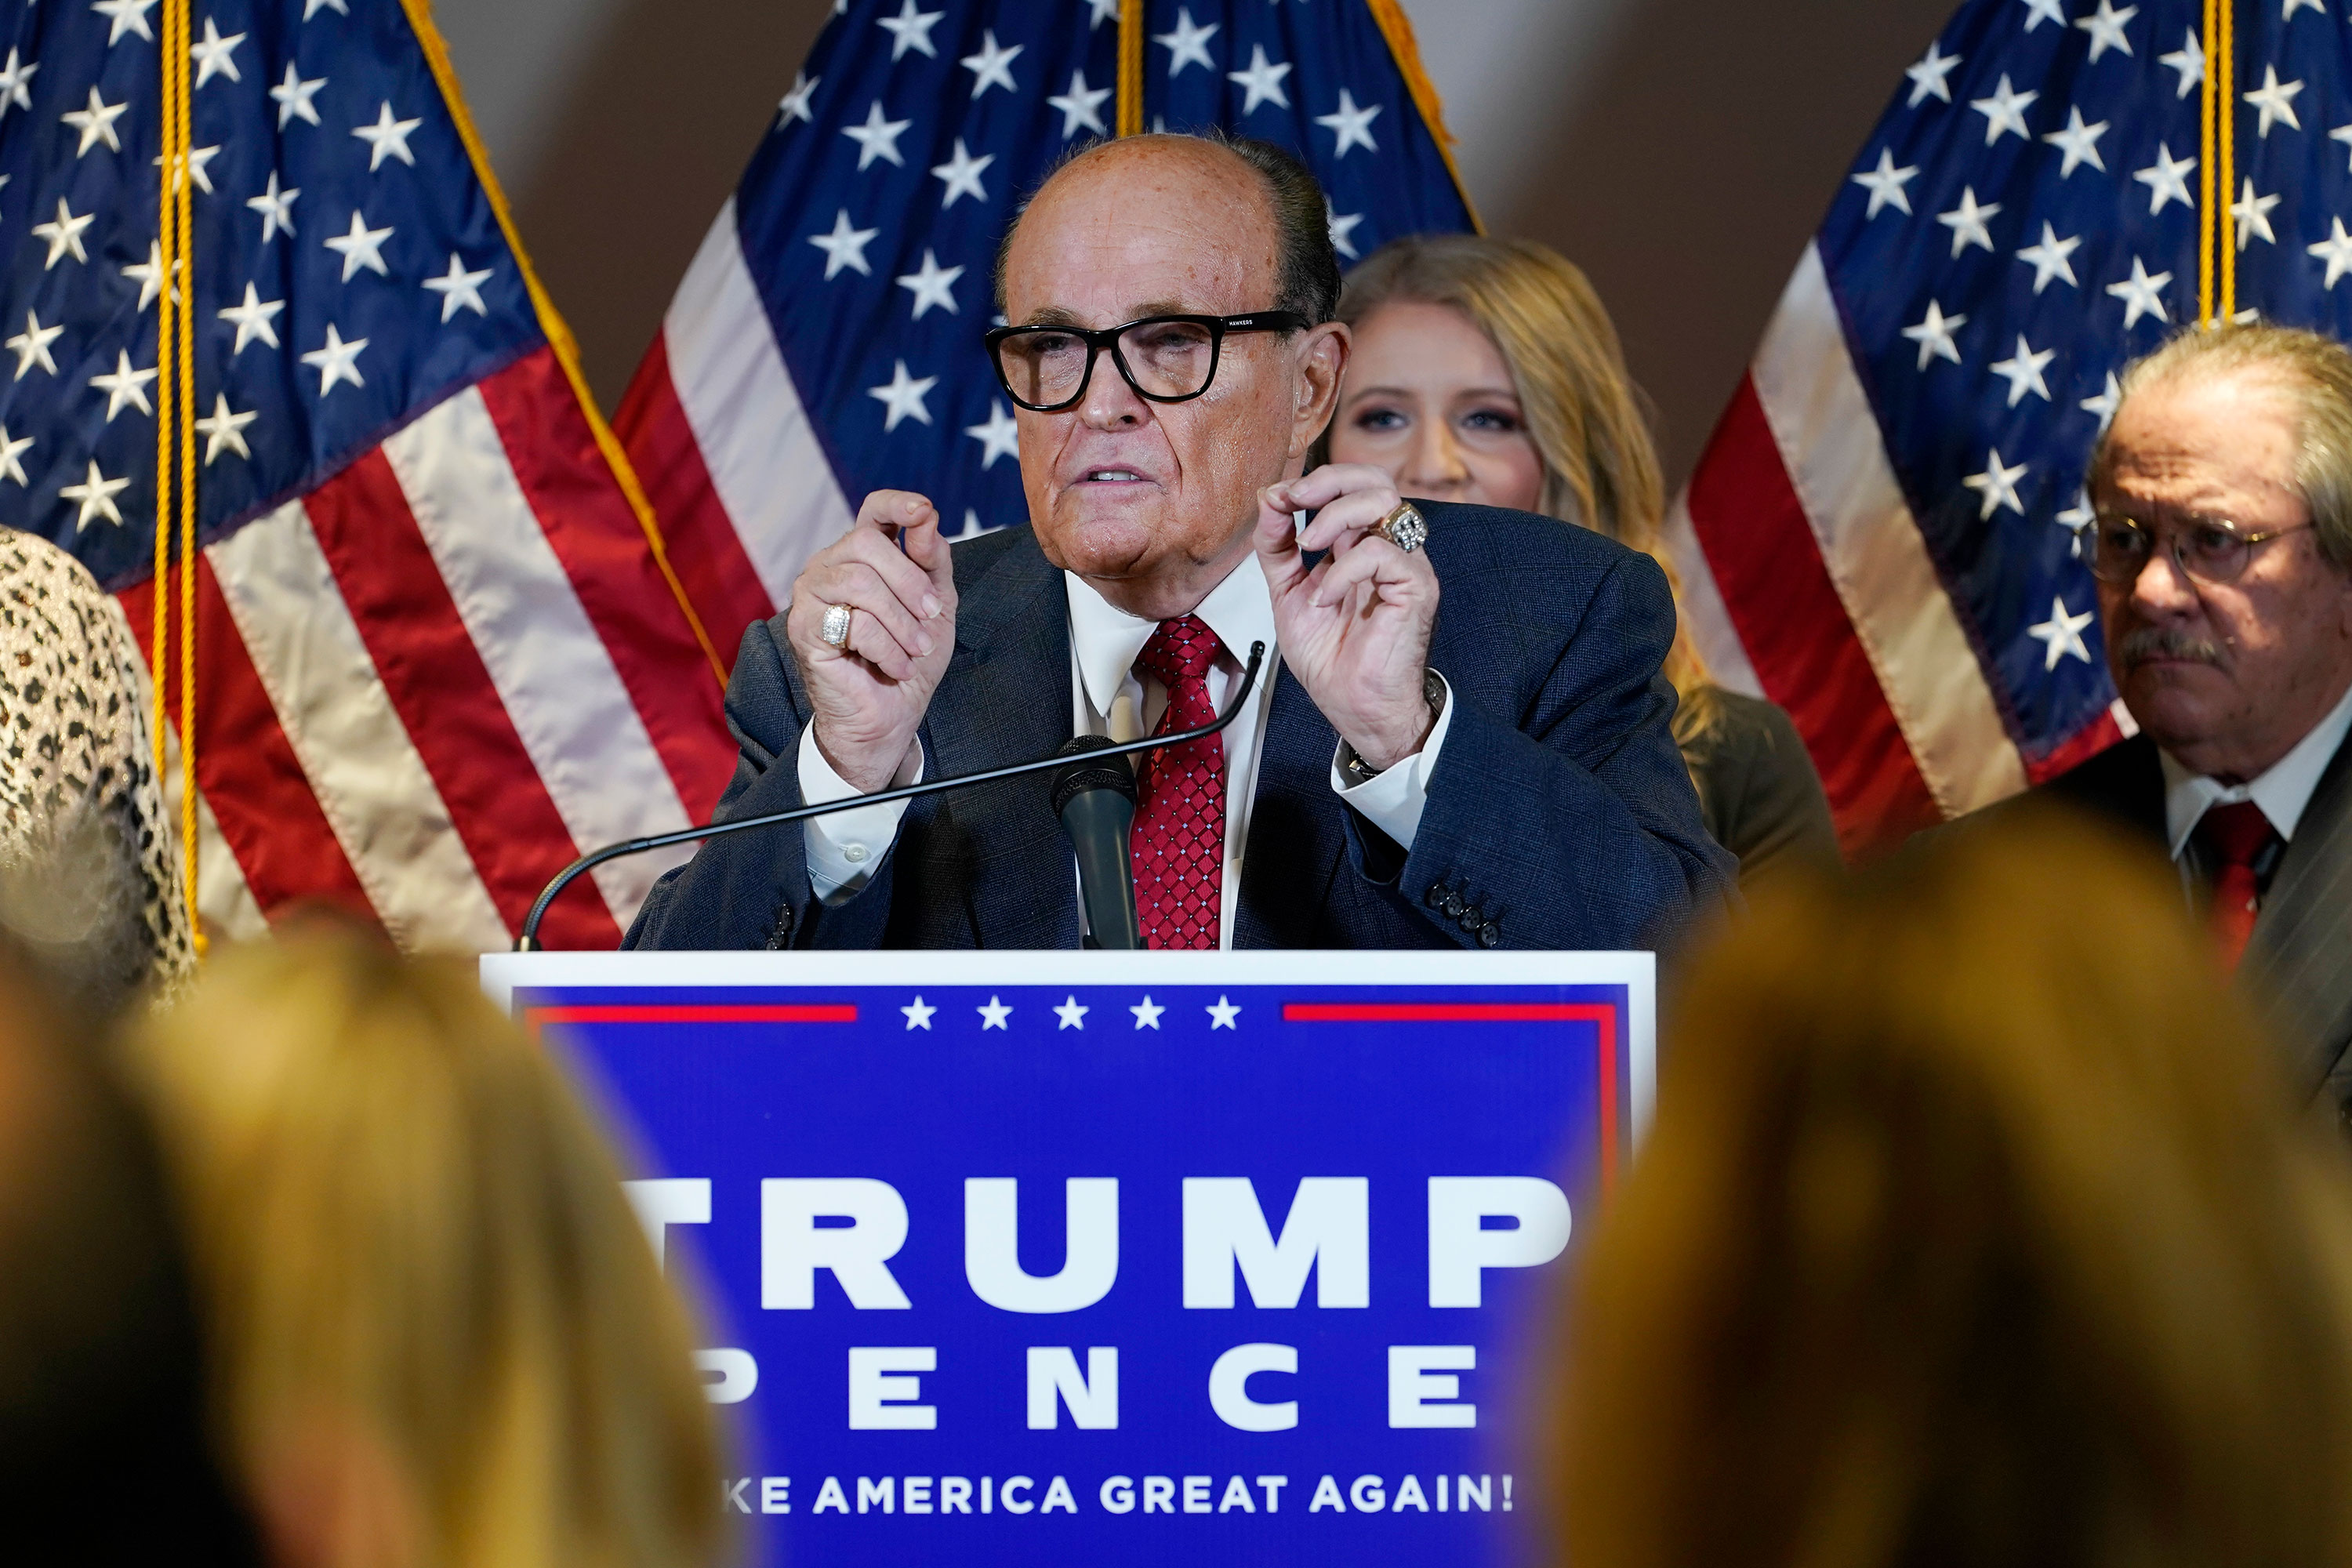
left=627, top=500, right=1739, bottom=953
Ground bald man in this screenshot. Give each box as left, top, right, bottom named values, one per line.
left=629, top=133, right=1733, bottom=953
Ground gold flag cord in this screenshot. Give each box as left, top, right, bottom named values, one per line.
left=1116, top=0, right=1144, bottom=136
left=2217, top=0, right=2236, bottom=321
left=2199, top=0, right=2219, bottom=323
left=153, top=0, right=201, bottom=949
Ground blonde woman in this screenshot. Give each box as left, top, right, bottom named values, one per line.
left=124, top=924, right=726, bottom=1568
left=1327, top=235, right=1838, bottom=884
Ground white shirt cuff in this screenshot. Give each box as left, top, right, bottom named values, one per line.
left=1330, top=671, right=1454, bottom=851
left=800, top=729, right=924, bottom=904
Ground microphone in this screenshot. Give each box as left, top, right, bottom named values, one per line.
left=1050, top=737, right=1141, bottom=951
left=514, top=639, right=1267, bottom=950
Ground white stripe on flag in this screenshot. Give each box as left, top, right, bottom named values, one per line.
left=666, top=197, right=856, bottom=605
left=382, top=387, right=695, bottom=926
left=1658, top=491, right=1763, bottom=698
left=207, top=500, right=510, bottom=955
left=1751, top=244, right=2026, bottom=815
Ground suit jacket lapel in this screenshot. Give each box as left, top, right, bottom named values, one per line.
left=1234, top=659, right=1347, bottom=948
left=2249, top=728, right=2352, bottom=1093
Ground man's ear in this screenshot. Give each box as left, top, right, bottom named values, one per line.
left=1289, top=321, right=1350, bottom=460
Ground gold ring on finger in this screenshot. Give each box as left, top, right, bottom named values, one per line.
left=820, top=602, right=854, bottom=648
left=1377, top=500, right=1428, bottom=554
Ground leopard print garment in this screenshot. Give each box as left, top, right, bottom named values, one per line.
left=0, top=531, right=196, bottom=1004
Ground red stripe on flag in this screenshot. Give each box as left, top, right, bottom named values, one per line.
left=479, top=347, right=739, bottom=822
left=2026, top=706, right=2123, bottom=785
left=1685, top=375, right=1942, bottom=855
left=302, top=452, right=619, bottom=949
left=117, top=566, right=375, bottom=924
left=612, top=332, right=779, bottom=677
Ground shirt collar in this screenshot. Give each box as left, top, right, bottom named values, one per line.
left=2159, top=675, right=2352, bottom=856
left=1062, top=555, right=1276, bottom=714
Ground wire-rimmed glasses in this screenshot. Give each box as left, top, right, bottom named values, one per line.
left=2087, top=514, right=2317, bottom=586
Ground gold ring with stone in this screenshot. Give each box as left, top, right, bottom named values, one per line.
left=1377, top=500, right=1428, bottom=554
left=820, top=603, right=854, bottom=648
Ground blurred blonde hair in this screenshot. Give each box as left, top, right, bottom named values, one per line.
left=1555, top=814, right=2352, bottom=1568
left=1338, top=234, right=1712, bottom=731
left=125, top=923, right=725, bottom=1568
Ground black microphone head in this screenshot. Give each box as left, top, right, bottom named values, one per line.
left=1049, top=735, right=1137, bottom=817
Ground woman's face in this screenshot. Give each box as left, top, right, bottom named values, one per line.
left=1327, top=299, right=1546, bottom=514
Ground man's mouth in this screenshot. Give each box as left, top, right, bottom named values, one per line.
left=1079, top=469, right=1149, bottom=483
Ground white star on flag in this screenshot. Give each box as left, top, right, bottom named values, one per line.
left=2310, top=217, right=2352, bottom=287
left=876, top=0, right=945, bottom=60
left=1906, top=39, right=1962, bottom=105
left=2107, top=256, right=2172, bottom=328
left=7, top=311, right=62, bottom=379
left=61, top=87, right=130, bottom=155
left=842, top=100, right=913, bottom=169
left=94, top=0, right=158, bottom=45
left=1156, top=9, right=1219, bottom=75
left=2245, top=66, right=2303, bottom=137
left=353, top=102, right=422, bottom=169
left=299, top=324, right=368, bottom=395
left=978, top=995, right=1011, bottom=1029
left=2027, top=597, right=2096, bottom=669
left=1228, top=44, right=1292, bottom=114
left=901, top=994, right=936, bottom=1029
left=1903, top=299, right=1966, bottom=369
left=1962, top=448, right=2029, bottom=518
left=1990, top=336, right=2055, bottom=405
left=1085, top=0, right=1117, bottom=26
left=2332, top=124, right=2352, bottom=172
left=960, top=30, right=1022, bottom=96
left=0, top=427, right=29, bottom=487
left=809, top=209, right=879, bottom=278
left=1850, top=149, right=1918, bottom=218
left=0, top=49, right=34, bottom=114
left=156, top=143, right=220, bottom=194
left=2132, top=143, right=2195, bottom=214
left=194, top=394, right=257, bottom=464
left=2016, top=223, right=2082, bottom=292
left=1130, top=995, right=1165, bottom=1029
left=2042, top=107, right=2109, bottom=176
left=89, top=349, right=158, bottom=421
left=931, top=138, right=993, bottom=207
left=247, top=172, right=299, bottom=241
left=31, top=199, right=94, bottom=267
left=2074, top=0, right=2136, bottom=62
left=219, top=283, right=285, bottom=353
left=1315, top=88, right=1381, bottom=157
left=2081, top=371, right=2122, bottom=432
left=779, top=71, right=818, bottom=126
left=1327, top=208, right=1364, bottom=259
left=122, top=241, right=181, bottom=310
left=1937, top=187, right=2001, bottom=256
left=965, top=401, right=1019, bottom=467
left=270, top=62, right=326, bottom=129
left=2019, top=0, right=2066, bottom=31
left=2056, top=493, right=2098, bottom=556
left=325, top=210, right=394, bottom=281
left=423, top=254, right=493, bottom=321
left=189, top=16, right=244, bottom=87
left=869, top=359, right=938, bottom=431
left=2233, top=179, right=2281, bottom=250
left=1047, top=70, right=1112, bottom=137
left=2286, top=0, right=2327, bottom=18
left=303, top=0, right=349, bottom=16
left=60, top=461, right=129, bottom=529
left=1969, top=74, right=2038, bottom=144
left=896, top=249, right=964, bottom=318
left=2159, top=28, right=2203, bottom=96
left=1206, top=995, right=1241, bottom=1029
left=1054, top=994, right=1089, bottom=1029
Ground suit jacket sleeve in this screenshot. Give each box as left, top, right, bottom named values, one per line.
left=624, top=619, right=898, bottom=951
left=1358, top=548, right=1737, bottom=951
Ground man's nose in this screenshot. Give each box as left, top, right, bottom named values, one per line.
left=1400, top=422, right=1468, bottom=493
left=1077, top=352, right=1147, bottom=430
left=2129, top=545, right=2203, bottom=619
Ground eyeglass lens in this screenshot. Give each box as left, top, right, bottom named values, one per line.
left=996, top=319, right=1218, bottom=408
left=2091, top=517, right=2256, bottom=584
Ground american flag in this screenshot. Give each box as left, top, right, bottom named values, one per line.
left=1666, top=0, right=2346, bottom=853
left=615, top=0, right=1475, bottom=650
left=0, top=0, right=735, bottom=950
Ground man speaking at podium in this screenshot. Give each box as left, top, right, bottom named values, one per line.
left=626, top=134, right=1733, bottom=953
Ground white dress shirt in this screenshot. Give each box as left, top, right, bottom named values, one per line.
left=794, top=554, right=1453, bottom=946
left=2160, top=676, right=2352, bottom=858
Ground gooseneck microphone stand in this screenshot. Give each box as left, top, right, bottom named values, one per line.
left=513, top=641, right=1267, bottom=951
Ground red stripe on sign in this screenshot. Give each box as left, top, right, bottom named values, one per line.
left=1684, top=375, right=1942, bottom=856
left=1285, top=1002, right=1620, bottom=1190
left=479, top=347, right=740, bottom=822
left=118, top=565, right=376, bottom=924
left=302, top=452, right=619, bottom=949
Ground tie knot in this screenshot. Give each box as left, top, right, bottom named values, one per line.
left=2195, top=799, right=2277, bottom=868
left=1139, top=614, right=1222, bottom=686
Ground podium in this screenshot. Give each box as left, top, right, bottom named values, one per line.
left=481, top=949, right=1653, bottom=1568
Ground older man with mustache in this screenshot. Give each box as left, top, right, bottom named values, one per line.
left=2003, top=324, right=2352, bottom=1116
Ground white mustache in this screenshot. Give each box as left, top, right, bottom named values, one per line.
left=2117, top=626, right=2226, bottom=667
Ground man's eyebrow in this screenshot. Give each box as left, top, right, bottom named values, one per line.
left=1010, top=300, right=1195, bottom=329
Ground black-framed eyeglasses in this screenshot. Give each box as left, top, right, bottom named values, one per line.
left=2087, top=513, right=2317, bottom=585
left=984, top=310, right=1311, bottom=413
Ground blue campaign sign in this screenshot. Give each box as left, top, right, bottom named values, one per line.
left=480, top=951, right=1653, bottom=1568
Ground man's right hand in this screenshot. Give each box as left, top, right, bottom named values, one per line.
left=786, top=491, right=957, bottom=793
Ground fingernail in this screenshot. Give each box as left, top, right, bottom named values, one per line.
left=916, top=632, right=935, bottom=655
left=923, top=594, right=941, bottom=617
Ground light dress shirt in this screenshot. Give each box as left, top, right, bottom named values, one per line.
left=2160, top=676, right=2352, bottom=859
left=794, top=554, right=1453, bottom=947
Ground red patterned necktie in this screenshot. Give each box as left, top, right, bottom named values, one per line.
left=2195, top=800, right=2279, bottom=972
left=1131, top=615, right=1225, bottom=949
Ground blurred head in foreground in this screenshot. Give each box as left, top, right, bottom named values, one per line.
left=1556, top=814, right=2352, bottom=1568
left=125, top=923, right=724, bottom=1568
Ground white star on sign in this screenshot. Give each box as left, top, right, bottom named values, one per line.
left=2107, top=255, right=2172, bottom=328
left=931, top=138, right=993, bottom=207
left=422, top=252, right=492, bottom=321
left=0, top=426, right=28, bottom=488
left=2132, top=143, right=2194, bottom=214
left=60, top=460, right=129, bottom=530
left=325, top=209, right=394, bottom=281
left=977, top=994, right=1011, bottom=1029
left=1850, top=148, right=1918, bottom=218
left=1936, top=186, right=2000, bottom=256
left=1328, top=208, right=1364, bottom=259
left=1906, top=39, right=1962, bottom=105
left=2310, top=217, right=2352, bottom=288
left=2016, top=222, right=2081, bottom=292
left=876, top=0, right=944, bottom=60
left=2245, top=65, right=2303, bottom=137
left=95, top=0, right=158, bottom=45
left=869, top=359, right=938, bottom=432
left=965, top=401, right=1019, bottom=468
left=778, top=71, right=818, bottom=127
left=900, top=994, right=935, bottom=1029
left=1131, top=995, right=1164, bottom=1029
left=2074, top=0, right=2136, bottom=61
left=1991, top=336, right=2055, bottom=405
left=122, top=241, right=180, bottom=311
left=2042, top=106, right=2108, bottom=176
left=960, top=29, right=1021, bottom=96
left=7, top=311, right=62, bottom=379
left=1206, top=995, right=1240, bottom=1029
left=1228, top=44, right=1292, bottom=114
left=1054, top=994, right=1089, bottom=1029
left=2158, top=28, right=2202, bottom=96
left=247, top=172, right=299, bottom=241
left=2081, top=370, right=2122, bottom=431
left=190, top=16, right=244, bottom=87
left=2233, top=178, right=2281, bottom=250
left=194, top=393, right=256, bottom=464
left=896, top=249, right=963, bottom=319
left=219, top=282, right=285, bottom=353
left=808, top=209, right=878, bottom=278
left=0, top=49, right=34, bottom=116
left=1962, top=448, right=2028, bottom=518
left=2019, top=0, right=2067, bottom=31
left=31, top=199, right=94, bottom=267
left=1315, top=88, right=1381, bottom=157
left=61, top=86, right=129, bottom=155
left=1902, top=299, right=1965, bottom=370
left=1048, top=69, right=1112, bottom=137
left=299, top=323, right=368, bottom=395
left=270, top=61, right=326, bottom=129
left=2027, top=597, right=2095, bottom=669
left=1969, top=73, right=2038, bottom=143
left=842, top=100, right=913, bottom=169
left=2056, top=492, right=2097, bottom=556
left=155, top=143, right=220, bottom=194
left=1156, top=8, right=1219, bottom=75
left=352, top=101, right=422, bottom=169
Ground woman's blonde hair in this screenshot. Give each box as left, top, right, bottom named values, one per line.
left=1338, top=234, right=1711, bottom=727
left=125, top=923, right=726, bottom=1568
left=1555, top=814, right=2352, bottom=1568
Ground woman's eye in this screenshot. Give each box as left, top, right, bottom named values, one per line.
left=1462, top=409, right=1521, bottom=433
left=1352, top=408, right=1406, bottom=432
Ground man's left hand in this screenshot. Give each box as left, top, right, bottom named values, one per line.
left=1255, top=464, right=1440, bottom=772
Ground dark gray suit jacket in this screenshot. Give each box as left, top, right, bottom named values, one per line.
left=626, top=502, right=1736, bottom=953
